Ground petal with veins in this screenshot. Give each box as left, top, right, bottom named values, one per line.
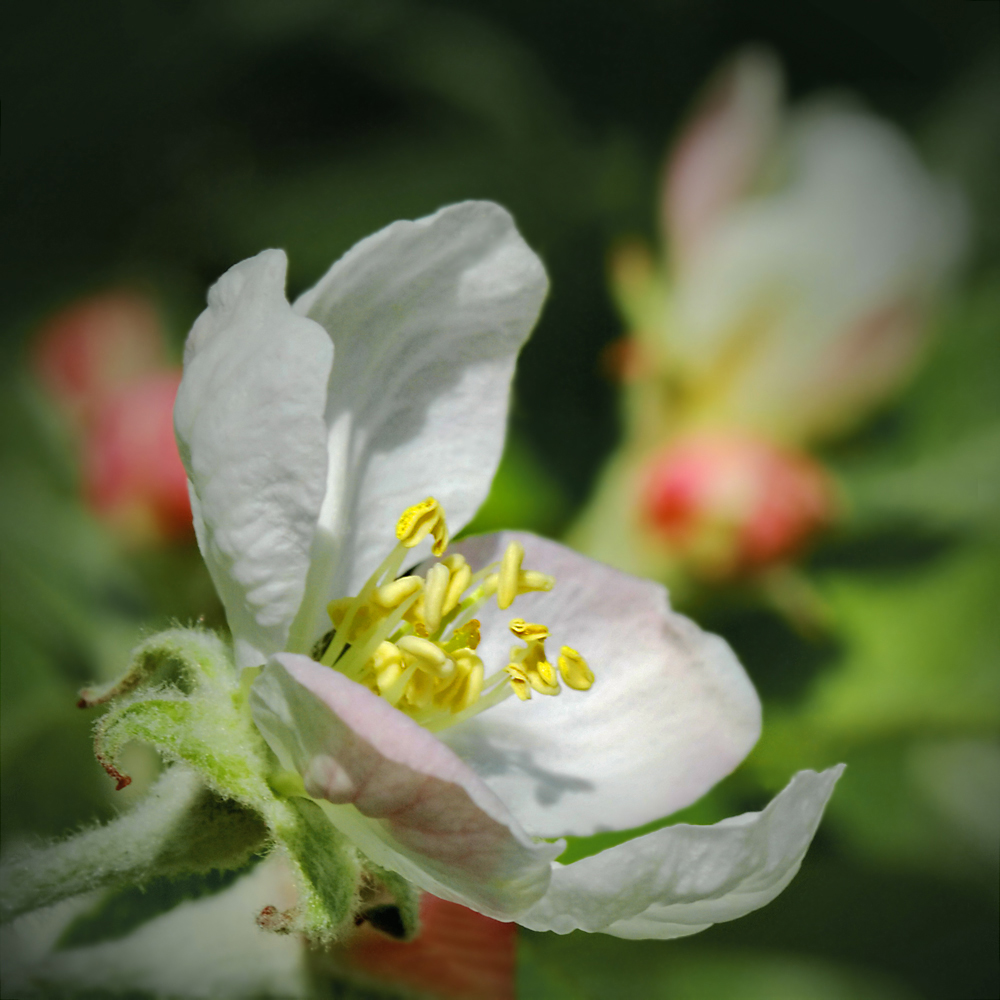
left=518, top=766, right=844, bottom=938
left=288, top=202, right=548, bottom=653
left=250, top=654, right=562, bottom=920
left=174, top=251, right=333, bottom=668
left=441, top=533, right=762, bottom=838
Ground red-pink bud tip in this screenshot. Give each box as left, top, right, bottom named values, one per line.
left=641, top=432, right=835, bottom=578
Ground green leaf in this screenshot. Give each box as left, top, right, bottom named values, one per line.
left=0, top=768, right=266, bottom=921
left=56, top=865, right=253, bottom=950
left=835, top=276, right=1000, bottom=534
left=820, top=738, right=1000, bottom=881
left=520, top=935, right=917, bottom=1000
left=808, top=544, right=1000, bottom=740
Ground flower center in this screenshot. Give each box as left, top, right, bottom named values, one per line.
left=312, top=498, right=594, bottom=732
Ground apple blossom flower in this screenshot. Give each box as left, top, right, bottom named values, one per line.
left=575, top=49, right=965, bottom=583
left=653, top=49, right=967, bottom=444
left=173, top=200, right=841, bottom=939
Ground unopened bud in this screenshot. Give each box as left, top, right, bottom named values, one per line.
left=641, top=432, right=835, bottom=578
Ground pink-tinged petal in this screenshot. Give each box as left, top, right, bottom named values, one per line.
left=174, top=251, right=333, bottom=668
left=250, top=654, right=561, bottom=920
left=669, top=106, right=966, bottom=443
left=663, top=48, right=782, bottom=270
left=342, top=894, right=516, bottom=1000
left=287, top=201, right=548, bottom=653
left=441, top=533, right=762, bottom=838
left=519, top=767, right=844, bottom=938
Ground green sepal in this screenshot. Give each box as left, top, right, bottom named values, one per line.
left=77, top=628, right=234, bottom=708
left=8, top=626, right=380, bottom=945
left=264, top=796, right=361, bottom=944
left=93, top=694, right=274, bottom=805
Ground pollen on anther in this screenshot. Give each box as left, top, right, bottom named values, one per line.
left=396, top=497, right=448, bottom=555
left=558, top=646, right=594, bottom=691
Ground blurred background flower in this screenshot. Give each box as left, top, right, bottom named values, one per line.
left=32, top=292, right=193, bottom=546
left=3, top=1, right=998, bottom=998
left=571, top=48, right=967, bottom=596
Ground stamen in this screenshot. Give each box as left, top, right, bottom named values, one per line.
left=397, top=635, right=454, bottom=678
left=518, top=570, right=555, bottom=594
left=452, top=657, right=484, bottom=712
left=373, top=642, right=404, bottom=695
left=323, top=540, right=409, bottom=666
left=558, top=646, right=595, bottom=690
left=396, top=497, right=448, bottom=556
left=318, top=499, right=593, bottom=733
left=442, top=619, right=480, bottom=653
left=372, top=576, right=423, bottom=609
left=505, top=664, right=532, bottom=700
left=509, top=620, right=549, bottom=643
left=442, top=556, right=472, bottom=615
left=421, top=563, right=451, bottom=633
left=498, top=541, right=525, bottom=610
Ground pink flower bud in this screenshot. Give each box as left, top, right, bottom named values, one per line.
left=31, top=293, right=167, bottom=429
left=641, top=433, right=835, bottom=578
left=343, top=893, right=516, bottom=1000
left=82, top=370, right=192, bottom=545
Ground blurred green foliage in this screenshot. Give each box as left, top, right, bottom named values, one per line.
left=3, top=1, right=998, bottom=998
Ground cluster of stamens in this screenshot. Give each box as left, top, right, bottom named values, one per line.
left=315, top=498, right=594, bottom=731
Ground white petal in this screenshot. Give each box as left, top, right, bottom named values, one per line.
left=287, top=202, right=548, bottom=653
left=175, top=250, right=333, bottom=667
left=519, top=766, right=844, bottom=938
left=440, top=533, right=762, bottom=838
left=250, top=654, right=562, bottom=920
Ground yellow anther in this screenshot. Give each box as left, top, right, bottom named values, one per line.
left=405, top=668, right=435, bottom=709
left=452, top=658, right=484, bottom=712
left=505, top=664, right=532, bottom=700
left=396, top=497, right=448, bottom=556
left=372, top=642, right=404, bottom=694
left=518, top=570, right=555, bottom=594
left=412, top=621, right=430, bottom=638
left=372, top=575, right=424, bottom=609
left=376, top=665, right=403, bottom=695
left=481, top=574, right=499, bottom=599
left=422, top=563, right=451, bottom=632
left=498, top=541, right=525, bottom=610
left=326, top=598, right=353, bottom=627
left=558, top=646, right=594, bottom=691
left=509, top=619, right=549, bottom=643
left=528, top=659, right=560, bottom=696
left=443, top=559, right=472, bottom=615
left=372, top=641, right=402, bottom=672
left=327, top=598, right=383, bottom=641
left=397, top=635, right=454, bottom=678
left=444, top=619, right=481, bottom=653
